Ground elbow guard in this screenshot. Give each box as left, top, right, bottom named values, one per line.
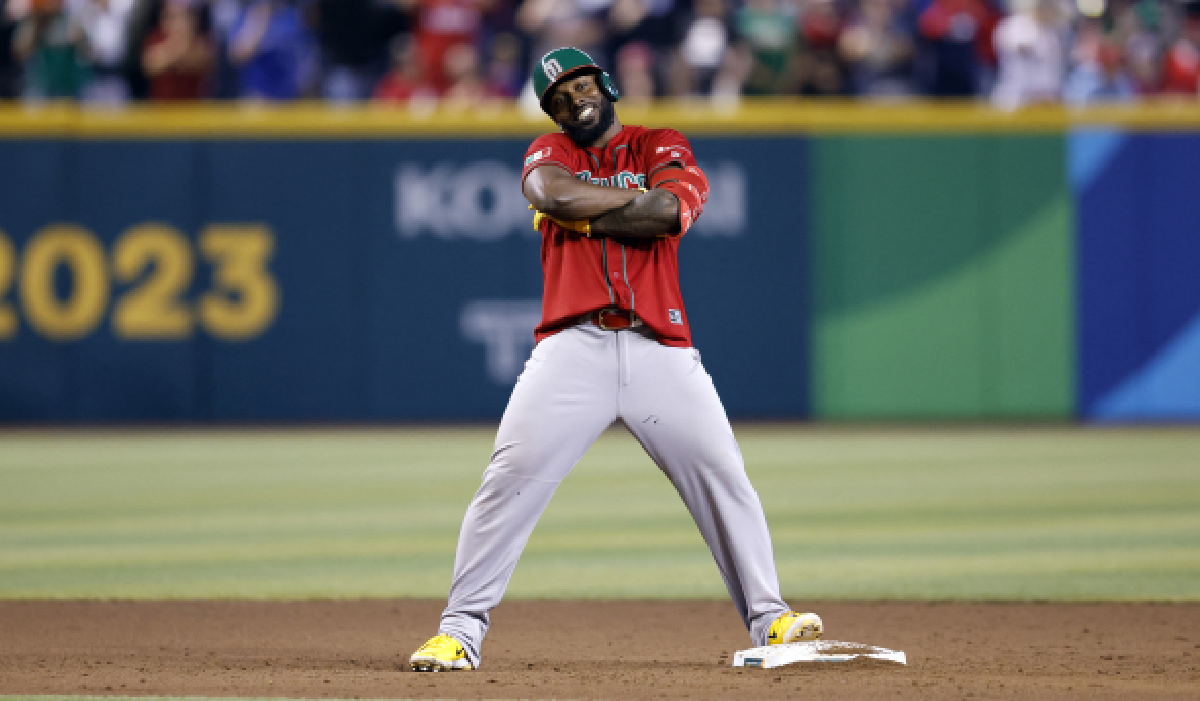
left=651, top=166, right=709, bottom=235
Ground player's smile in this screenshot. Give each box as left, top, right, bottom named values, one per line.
left=570, top=100, right=600, bottom=126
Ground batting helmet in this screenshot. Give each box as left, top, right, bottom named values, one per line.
left=532, top=47, right=620, bottom=113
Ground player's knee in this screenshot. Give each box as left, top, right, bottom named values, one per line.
left=484, top=440, right=566, bottom=481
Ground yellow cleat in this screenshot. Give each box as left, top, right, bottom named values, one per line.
left=767, top=611, right=823, bottom=644
left=409, top=634, right=473, bottom=672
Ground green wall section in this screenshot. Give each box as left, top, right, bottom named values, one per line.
left=812, top=136, right=1074, bottom=419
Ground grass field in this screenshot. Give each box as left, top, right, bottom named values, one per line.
left=1, top=426, right=1198, bottom=601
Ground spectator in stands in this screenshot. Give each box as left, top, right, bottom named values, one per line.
left=373, top=32, right=437, bottom=103
left=414, top=0, right=483, bottom=93
left=516, top=0, right=605, bottom=72
left=796, top=0, right=845, bottom=95
left=142, top=0, right=212, bottom=99
left=1114, top=0, right=1165, bottom=93
left=205, top=0, right=243, bottom=98
left=482, top=30, right=523, bottom=96
left=441, top=40, right=491, bottom=108
left=0, top=0, right=22, bottom=97
left=915, top=0, right=999, bottom=96
left=736, top=0, right=800, bottom=94
left=479, top=0, right=521, bottom=40
left=1159, top=3, right=1200, bottom=94
left=839, top=0, right=915, bottom=97
left=3, top=0, right=1197, bottom=106
left=12, top=0, right=90, bottom=100
left=76, top=0, right=134, bottom=104
left=615, top=38, right=656, bottom=101
left=313, top=0, right=407, bottom=102
left=670, top=0, right=731, bottom=96
left=1063, top=16, right=1137, bottom=103
left=228, top=0, right=311, bottom=100
left=606, top=0, right=682, bottom=86
left=991, top=0, right=1065, bottom=109
left=711, top=39, right=755, bottom=100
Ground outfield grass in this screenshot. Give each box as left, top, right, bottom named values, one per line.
left=0, top=427, right=1197, bottom=601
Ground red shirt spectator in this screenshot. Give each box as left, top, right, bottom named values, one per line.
left=373, top=35, right=438, bottom=103
left=800, top=0, right=842, bottom=51
left=1161, top=17, right=1200, bottom=94
left=142, top=0, right=213, bottom=100
left=416, top=0, right=483, bottom=93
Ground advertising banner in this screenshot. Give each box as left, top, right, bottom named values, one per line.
left=0, top=136, right=809, bottom=421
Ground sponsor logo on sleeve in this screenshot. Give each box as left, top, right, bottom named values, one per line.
left=668, top=309, right=683, bottom=325
left=525, top=148, right=552, bottom=166
left=655, top=145, right=691, bottom=158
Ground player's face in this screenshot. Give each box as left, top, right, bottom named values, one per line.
left=548, top=73, right=616, bottom=146
left=548, top=73, right=604, bottom=130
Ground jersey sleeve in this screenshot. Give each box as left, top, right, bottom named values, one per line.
left=643, top=128, right=698, bottom=178
left=522, top=134, right=574, bottom=183
left=643, top=129, right=709, bottom=235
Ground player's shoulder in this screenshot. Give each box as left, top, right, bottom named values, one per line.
left=636, top=126, right=692, bottom=147
left=524, top=132, right=579, bottom=169
left=527, top=131, right=577, bottom=152
left=628, top=126, right=695, bottom=161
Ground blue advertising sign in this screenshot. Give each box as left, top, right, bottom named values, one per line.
left=1072, top=132, right=1200, bottom=420
left=0, top=136, right=809, bottom=422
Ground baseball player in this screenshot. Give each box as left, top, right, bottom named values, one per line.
left=410, top=47, right=822, bottom=672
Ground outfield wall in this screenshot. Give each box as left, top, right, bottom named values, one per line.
left=0, top=103, right=1196, bottom=422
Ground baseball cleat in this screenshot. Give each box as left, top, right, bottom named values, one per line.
left=767, top=611, right=823, bottom=644
left=409, top=634, right=473, bottom=672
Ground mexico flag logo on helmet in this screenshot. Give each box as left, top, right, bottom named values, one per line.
left=533, top=47, right=620, bottom=113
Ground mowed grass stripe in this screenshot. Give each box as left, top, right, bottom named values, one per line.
left=0, top=427, right=1197, bottom=600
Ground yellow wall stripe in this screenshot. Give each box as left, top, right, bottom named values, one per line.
left=2, top=99, right=1200, bottom=137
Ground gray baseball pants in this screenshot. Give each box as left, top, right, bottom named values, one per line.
left=438, top=322, right=791, bottom=668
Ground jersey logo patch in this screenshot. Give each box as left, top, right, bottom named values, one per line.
left=668, top=309, right=683, bottom=325
left=575, top=169, right=646, bottom=189
left=656, top=145, right=691, bottom=157
left=525, top=148, right=552, bottom=166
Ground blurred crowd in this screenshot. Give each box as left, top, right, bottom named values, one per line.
left=1, top=0, right=1199, bottom=108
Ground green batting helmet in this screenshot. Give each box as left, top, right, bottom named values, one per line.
left=532, top=47, right=620, bottom=113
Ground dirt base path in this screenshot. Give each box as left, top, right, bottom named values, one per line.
left=1, top=601, right=1197, bottom=699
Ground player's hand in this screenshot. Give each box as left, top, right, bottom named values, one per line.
left=530, top=205, right=591, bottom=236
left=548, top=216, right=591, bottom=235
left=532, top=208, right=550, bottom=232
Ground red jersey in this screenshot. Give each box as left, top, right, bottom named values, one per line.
left=521, top=125, right=703, bottom=348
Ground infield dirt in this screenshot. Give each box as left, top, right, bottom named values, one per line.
left=1, top=600, right=1197, bottom=699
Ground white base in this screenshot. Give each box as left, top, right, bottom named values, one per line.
left=732, top=640, right=907, bottom=668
